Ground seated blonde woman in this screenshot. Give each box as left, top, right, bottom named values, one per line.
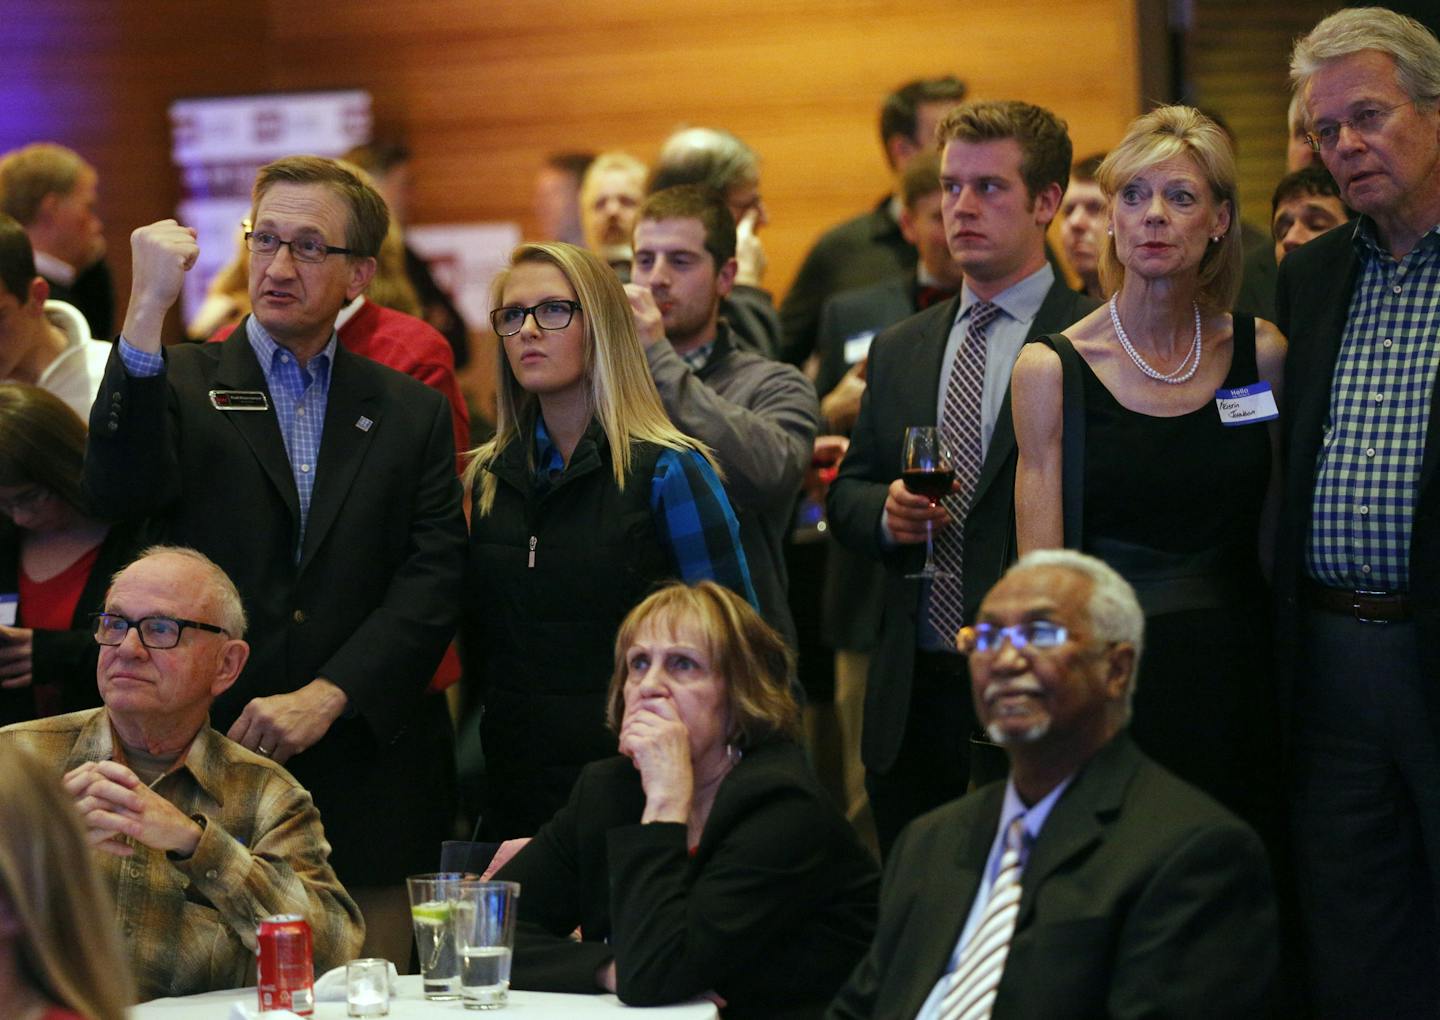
left=497, top=581, right=878, bottom=1020
left=0, top=743, right=133, bottom=1020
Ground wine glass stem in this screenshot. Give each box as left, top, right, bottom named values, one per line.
left=925, top=514, right=935, bottom=572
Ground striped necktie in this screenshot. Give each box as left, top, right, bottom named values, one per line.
left=935, top=814, right=1028, bottom=1020
left=928, top=300, right=1000, bottom=646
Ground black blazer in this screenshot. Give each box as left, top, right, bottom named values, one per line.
left=826, top=734, right=1278, bottom=1020
left=825, top=281, right=1095, bottom=773
left=0, top=516, right=150, bottom=725
left=497, top=740, right=879, bottom=1020
left=1274, top=224, right=1440, bottom=733
left=83, top=325, right=467, bottom=883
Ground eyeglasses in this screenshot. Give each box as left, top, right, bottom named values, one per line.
left=957, top=620, right=1070, bottom=655
left=490, top=300, right=582, bottom=337
left=1305, top=101, right=1411, bottom=152
left=0, top=485, right=51, bottom=516
left=245, top=230, right=357, bottom=263
left=92, top=613, right=228, bottom=650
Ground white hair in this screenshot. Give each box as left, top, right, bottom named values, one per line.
left=1291, top=8, right=1440, bottom=106
left=1004, top=549, right=1145, bottom=715
left=111, top=545, right=248, bottom=638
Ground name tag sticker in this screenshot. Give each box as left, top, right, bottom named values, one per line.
left=0, top=593, right=17, bottom=627
left=1215, top=382, right=1279, bottom=426
left=843, top=331, right=876, bottom=365
left=209, top=390, right=269, bottom=412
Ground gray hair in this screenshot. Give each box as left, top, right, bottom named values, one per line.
left=1291, top=8, right=1440, bottom=106
left=1005, top=549, right=1145, bottom=715
left=112, top=545, right=248, bottom=638
left=649, top=127, right=760, bottom=195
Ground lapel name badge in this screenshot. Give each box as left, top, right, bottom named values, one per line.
left=356, top=415, right=374, bottom=432
left=0, top=593, right=17, bottom=627
left=209, top=390, right=270, bottom=412
left=1215, top=382, right=1279, bottom=427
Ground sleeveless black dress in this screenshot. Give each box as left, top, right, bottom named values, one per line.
left=1079, top=316, right=1277, bottom=825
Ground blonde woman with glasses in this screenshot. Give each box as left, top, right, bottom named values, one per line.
left=463, top=241, right=755, bottom=841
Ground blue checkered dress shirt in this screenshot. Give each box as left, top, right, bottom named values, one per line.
left=1307, top=220, right=1440, bottom=591
left=119, top=320, right=336, bottom=561
left=532, top=417, right=756, bottom=605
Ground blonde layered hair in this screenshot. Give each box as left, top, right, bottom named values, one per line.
left=605, top=581, right=800, bottom=748
left=464, top=241, right=714, bottom=513
left=1097, top=106, right=1242, bottom=311
left=0, top=744, right=134, bottom=1019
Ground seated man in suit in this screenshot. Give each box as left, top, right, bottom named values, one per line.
left=0, top=546, right=363, bottom=1000
left=828, top=549, right=1277, bottom=1019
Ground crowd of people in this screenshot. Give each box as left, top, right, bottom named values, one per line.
left=0, top=6, right=1437, bottom=1018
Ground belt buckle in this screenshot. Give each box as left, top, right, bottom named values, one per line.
left=1352, top=589, right=1392, bottom=624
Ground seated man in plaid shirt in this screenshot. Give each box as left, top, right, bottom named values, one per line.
left=0, top=545, right=363, bottom=1000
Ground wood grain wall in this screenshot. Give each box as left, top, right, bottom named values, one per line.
left=2, top=0, right=1143, bottom=342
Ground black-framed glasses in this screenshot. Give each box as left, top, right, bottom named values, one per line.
left=1305, top=101, right=1411, bottom=152
left=490, top=300, right=582, bottom=337
left=91, top=613, right=228, bottom=650
left=245, top=230, right=357, bottom=263
left=957, top=620, right=1070, bottom=655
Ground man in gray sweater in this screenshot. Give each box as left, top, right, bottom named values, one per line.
left=625, top=185, right=819, bottom=650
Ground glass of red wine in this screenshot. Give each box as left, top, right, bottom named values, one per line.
left=902, top=426, right=955, bottom=580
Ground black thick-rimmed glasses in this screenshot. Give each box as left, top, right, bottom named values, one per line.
left=490, top=300, right=582, bottom=337
left=245, top=230, right=357, bottom=263
left=92, top=613, right=228, bottom=650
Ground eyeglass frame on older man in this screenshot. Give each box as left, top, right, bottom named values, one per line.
left=91, top=612, right=229, bottom=650
left=1304, top=100, right=1412, bottom=152
left=244, top=229, right=359, bottom=263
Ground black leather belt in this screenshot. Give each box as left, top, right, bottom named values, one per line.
left=1302, top=581, right=1412, bottom=623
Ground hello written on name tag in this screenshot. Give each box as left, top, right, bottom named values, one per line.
left=1215, top=382, right=1278, bottom=426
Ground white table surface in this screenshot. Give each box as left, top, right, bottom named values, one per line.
left=131, top=975, right=718, bottom=1018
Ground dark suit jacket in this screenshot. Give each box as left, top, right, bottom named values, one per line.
left=1274, top=223, right=1440, bottom=735
left=498, top=740, right=879, bottom=1020
left=0, top=517, right=150, bottom=725
left=83, top=325, right=467, bottom=883
left=825, top=282, right=1095, bottom=773
left=779, top=198, right=917, bottom=366
left=826, top=734, right=1277, bottom=1020
left=815, top=276, right=916, bottom=653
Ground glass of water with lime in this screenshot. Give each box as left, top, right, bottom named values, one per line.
left=405, top=873, right=478, bottom=1000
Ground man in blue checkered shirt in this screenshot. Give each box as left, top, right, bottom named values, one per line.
left=1276, top=10, right=1440, bottom=1016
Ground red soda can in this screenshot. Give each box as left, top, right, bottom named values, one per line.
left=257, top=913, right=315, bottom=1016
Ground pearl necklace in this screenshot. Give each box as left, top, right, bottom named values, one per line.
left=1109, top=294, right=1203, bottom=385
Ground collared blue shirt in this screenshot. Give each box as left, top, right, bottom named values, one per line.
left=532, top=417, right=757, bottom=605
left=913, top=773, right=1075, bottom=1020
left=119, top=320, right=337, bottom=561
left=1307, top=219, right=1440, bottom=591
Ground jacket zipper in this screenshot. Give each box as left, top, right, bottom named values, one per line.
left=528, top=535, right=537, bottom=568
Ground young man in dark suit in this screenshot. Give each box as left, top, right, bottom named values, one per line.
left=827, top=100, right=1095, bottom=855
left=827, top=551, right=1277, bottom=1020
left=1276, top=10, right=1440, bottom=1016
left=84, top=156, right=466, bottom=963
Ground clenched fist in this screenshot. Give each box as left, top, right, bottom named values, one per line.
left=122, top=219, right=200, bottom=353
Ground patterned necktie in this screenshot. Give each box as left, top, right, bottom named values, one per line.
left=935, top=815, right=1028, bottom=1020
left=928, top=300, right=1000, bottom=646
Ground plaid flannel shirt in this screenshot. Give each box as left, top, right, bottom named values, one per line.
left=0, top=709, right=364, bottom=1000
left=1307, top=221, right=1440, bottom=591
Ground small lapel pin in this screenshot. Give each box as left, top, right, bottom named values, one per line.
left=356, top=415, right=374, bottom=432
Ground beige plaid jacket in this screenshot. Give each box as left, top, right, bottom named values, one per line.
left=0, top=708, right=365, bottom=1000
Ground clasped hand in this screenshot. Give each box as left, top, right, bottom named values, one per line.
left=62, top=759, right=202, bottom=857
left=618, top=700, right=693, bottom=824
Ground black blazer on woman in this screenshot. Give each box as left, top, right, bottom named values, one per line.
left=497, top=739, right=879, bottom=1020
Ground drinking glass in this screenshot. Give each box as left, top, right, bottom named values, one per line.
left=346, top=958, right=390, bottom=1017
left=901, top=426, right=954, bottom=580
left=453, top=881, right=520, bottom=1010
left=405, top=872, right=477, bottom=1000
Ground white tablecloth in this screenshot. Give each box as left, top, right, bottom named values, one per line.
left=131, top=975, right=719, bottom=1018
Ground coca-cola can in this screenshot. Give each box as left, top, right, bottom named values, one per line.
left=257, top=913, right=314, bottom=1016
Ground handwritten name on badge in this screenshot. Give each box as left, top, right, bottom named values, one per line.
left=1215, top=382, right=1278, bottom=427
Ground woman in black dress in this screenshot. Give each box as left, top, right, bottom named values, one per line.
left=1010, top=106, right=1286, bottom=825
